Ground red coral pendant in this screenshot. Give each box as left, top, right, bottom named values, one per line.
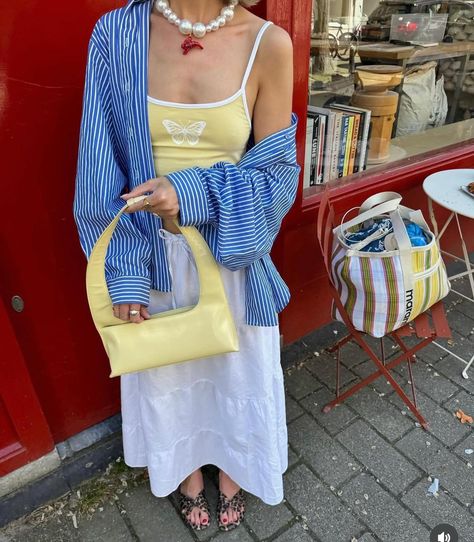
left=181, top=36, right=204, bottom=55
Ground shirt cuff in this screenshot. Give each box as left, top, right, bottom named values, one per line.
left=106, top=275, right=151, bottom=306
left=166, top=168, right=211, bottom=226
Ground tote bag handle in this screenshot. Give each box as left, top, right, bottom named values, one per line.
left=337, top=193, right=402, bottom=236
left=358, top=192, right=403, bottom=214
left=359, top=192, right=431, bottom=232
left=338, top=192, right=415, bottom=289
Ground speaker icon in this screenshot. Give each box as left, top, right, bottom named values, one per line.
left=431, top=523, right=458, bottom=542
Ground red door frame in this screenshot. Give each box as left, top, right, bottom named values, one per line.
left=0, top=299, right=54, bottom=476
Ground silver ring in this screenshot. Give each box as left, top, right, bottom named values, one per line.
left=129, top=310, right=140, bottom=316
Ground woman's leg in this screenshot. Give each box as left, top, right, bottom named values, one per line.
left=218, top=470, right=244, bottom=525
left=179, top=468, right=210, bottom=527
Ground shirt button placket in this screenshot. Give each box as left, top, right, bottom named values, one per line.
left=123, top=34, right=131, bottom=95
left=123, top=29, right=140, bottom=184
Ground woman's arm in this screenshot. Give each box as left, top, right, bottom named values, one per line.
left=251, top=24, right=294, bottom=143
left=74, top=17, right=152, bottom=318
left=124, top=24, right=300, bottom=270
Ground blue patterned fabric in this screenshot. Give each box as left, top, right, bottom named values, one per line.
left=73, top=0, right=300, bottom=326
left=345, top=219, right=429, bottom=252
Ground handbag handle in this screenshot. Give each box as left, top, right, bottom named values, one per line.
left=337, top=193, right=402, bottom=237
left=339, top=192, right=414, bottom=289
left=360, top=192, right=430, bottom=232
left=86, top=195, right=223, bottom=328
left=358, top=192, right=403, bottom=214
left=390, top=208, right=414, bottom=289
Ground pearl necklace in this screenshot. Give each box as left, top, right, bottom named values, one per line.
left=155, top=0, right=238, bottom=54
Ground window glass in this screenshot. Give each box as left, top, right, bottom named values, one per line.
left=304, top=0, right=474, bottom=196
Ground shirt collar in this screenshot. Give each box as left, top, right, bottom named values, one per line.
left=125, top=0, right=149, bottom=11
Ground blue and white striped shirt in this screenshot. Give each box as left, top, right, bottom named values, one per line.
left=73, top=0, right=300, bottom=326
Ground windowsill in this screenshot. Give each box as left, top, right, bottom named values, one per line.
left=301, top=119, right=474, bottom=205
left=367, top=118, right=474, bottom=168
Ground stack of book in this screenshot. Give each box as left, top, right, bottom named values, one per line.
left=303, top=103, right=372, bottom=188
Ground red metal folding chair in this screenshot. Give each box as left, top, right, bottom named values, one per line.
left=316, top=188, right=452, bottom=430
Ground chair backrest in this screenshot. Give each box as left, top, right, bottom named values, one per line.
left=316, top=187, right=336, bottom=279
left=316, top=188, right=362, bottom=333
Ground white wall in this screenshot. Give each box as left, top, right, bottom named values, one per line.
left=327, top=0, right=375, bottom=27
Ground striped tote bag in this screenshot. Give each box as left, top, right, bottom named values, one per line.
left=331, top=192, right=450, bottom=338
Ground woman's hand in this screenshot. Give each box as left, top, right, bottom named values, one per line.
left=113, top=303, right=151, bottom=324
left=121, top=177, right=179, bottom=219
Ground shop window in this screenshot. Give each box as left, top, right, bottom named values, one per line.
left=303, top=0, right=474, bottom=197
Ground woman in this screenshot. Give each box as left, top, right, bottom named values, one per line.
left=74, top=0, right=299, bottom=532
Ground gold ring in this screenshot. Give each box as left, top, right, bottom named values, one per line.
left=143, top=199, right=152, bottom=209
left=129, top=310, right=140, bottom=316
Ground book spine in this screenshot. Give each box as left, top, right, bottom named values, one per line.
left=317, top=115, right=326, bottom=183
left=329, top=114, right=342, bottom=181
left=337, top=115, right=350, bottom=178
left=322, top=113, right=334, bottom=183
left=342, top=116, right=354, bottom=177
left=309, top=115, right=320, bottom=186
left=352, top=112, right=363, bottom=173
left=360, top=110, right=372, bottom=171
left=303, top=116, right=314, bottom=189
left=348, top=114, right=360, bottom=175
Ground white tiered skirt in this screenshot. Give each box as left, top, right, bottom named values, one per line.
left=120, top=230, right=288, bottom=505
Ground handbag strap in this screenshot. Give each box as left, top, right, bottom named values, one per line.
left=341, top=192, right=416, bottom=290
left=86, top=196, right=223, bottom=328
left=358, top=192, right=403, bottom=214
left=390, top=209, right=414, bottom=290
left=337, top=194, right=402, bottom=237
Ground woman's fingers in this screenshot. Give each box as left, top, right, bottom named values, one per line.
left=146, top=191, right=179, bottom=217
left=124, top=197, right=151, bottom=214
left=113, top=304, right=148, bottom=323
left=140, top=306, right=151, bottom=320
left=122, top=179, right=159, bottom=200
left=122, top=179, right=159, bottom=214
left=122, top=177, right=179, bottom=216
left=129, top=303, right=143, bottom=324
left=118, top=304, right=131, bottom=321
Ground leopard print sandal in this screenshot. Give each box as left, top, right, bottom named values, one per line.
left=217, top=488, right=246, bottom=532
left=178, top=489, right=211, bottom=531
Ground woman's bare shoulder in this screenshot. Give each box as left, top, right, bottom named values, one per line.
left=237, top=9, right=292, bottom=49
left=258, top=23, right=293, bottom=65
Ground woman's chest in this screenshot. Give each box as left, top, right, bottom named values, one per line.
left=147, top=15, right=259, bottom=108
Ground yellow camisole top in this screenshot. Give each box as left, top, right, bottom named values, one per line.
left=148, top=21, right=272, bottom=177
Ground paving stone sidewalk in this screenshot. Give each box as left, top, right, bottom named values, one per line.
left=1, top=283, right=474, bottom=542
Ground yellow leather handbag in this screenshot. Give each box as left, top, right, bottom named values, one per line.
left=86, top=196, right=239, bottom=377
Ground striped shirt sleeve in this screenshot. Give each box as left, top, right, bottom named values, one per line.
left=166, top=124, right=300, bottom=271
left=73, top=19, right=152, bottom=306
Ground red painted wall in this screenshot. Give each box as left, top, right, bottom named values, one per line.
left=0, top=0, right=123, bottom=444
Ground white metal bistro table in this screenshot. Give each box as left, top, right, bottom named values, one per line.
left=423, top=169, right=474, bottom=379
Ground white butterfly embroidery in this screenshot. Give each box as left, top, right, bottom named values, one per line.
left=162, top=120, right=206, bottom=146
